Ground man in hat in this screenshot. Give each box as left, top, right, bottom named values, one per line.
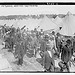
left=61, top=39, right=73, bottom=72
left=39, top=29, right=44, bottom=36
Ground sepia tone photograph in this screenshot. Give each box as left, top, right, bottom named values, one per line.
left=0, top=2, right=75, bottom=73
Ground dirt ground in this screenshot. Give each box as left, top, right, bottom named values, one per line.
left=0, top=42, right=44, bottom=71
left=0, top=39, right=75, bottom=72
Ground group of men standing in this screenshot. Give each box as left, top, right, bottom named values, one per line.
left=38, top=31, right=75, bottom=72
left=0, top=24, right=75, bottom=72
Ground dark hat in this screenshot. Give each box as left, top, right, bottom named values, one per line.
left=66, top=39, right=71, bottom=44
left=74, top=36, right=75, bottom=38
left=52, top=31, right=55, bottom=35
left=56, top=33, right=60, bottom=36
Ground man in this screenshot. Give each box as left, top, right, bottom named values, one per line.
left=9, top=36, right=15, bottom=52
left=16, top=28, right=22, bottom=43
left=40, top=34, right=50, bottom=56
left=9, top=27, right=16, bottom=37
left=15, top=41, right=25, bottom=66
left=61, top=39, right=73, bottom=72
left=43, top=44, right=55, bottom=72
left=49, top=36, right=57, bottom=54
left=22, top=37, right=29, bottom=56
left=73, top=36, right=75, bottom=52
left=4, top=35, right=11, bottom=49
left=39, top=29, right=44, bottom=36
left=55, top=33, right=62, bottom=57
left=40, top=35, right=47, bottom=52
left=36, top=31, right=39, bottom=39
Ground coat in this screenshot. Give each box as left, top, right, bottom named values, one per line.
left=73, top=40, right=75, bottom=52
left=22, top=39, right=28, bottom=54
left=43, top=51, right=55, bottom=70
left=61, top=45, right=73, bottom=63
left=16, top=32, right=22, bottom=43
left=40, top=40, right=47, bottom=52
left=15, top=42, right=25, bottom=59
left=55, top=36, right=61, bottom=53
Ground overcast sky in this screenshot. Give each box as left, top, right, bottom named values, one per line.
left=0, top=5, right=75, bottom=16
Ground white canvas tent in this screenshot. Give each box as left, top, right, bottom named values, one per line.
left=59, top=12, right=75, bottom=36
left=38, top=16, right=57, bottom=31
left=53, top=16, right=63, bottom=28
left=52, top=16, right=63, bottom=33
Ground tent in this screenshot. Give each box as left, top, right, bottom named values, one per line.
left=59, top=12, right=75, bottom=36
left=38, top=16, right=57, bottom=31
left=53, top=16, right=63, bottom=28
left=52, top=16, right=63, bottom=33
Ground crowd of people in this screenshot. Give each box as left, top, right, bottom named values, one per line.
left=0, top=24, right=75, bottom=72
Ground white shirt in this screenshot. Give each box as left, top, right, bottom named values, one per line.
left=47, top=50, right=52, bottom=58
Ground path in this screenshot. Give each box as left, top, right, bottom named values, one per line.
left=0, top=43, right=44, bottom=71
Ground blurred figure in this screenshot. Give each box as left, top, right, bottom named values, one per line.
left=15, top=41, right=24, bottom=66
left=73, top=36, right=75, bottom=52
left=43, top=44, right=55, bottom=72
left=61, top=39, right=73, bottom=72
left=40, top=34, right=49, bottom=53
left=55, top=33, right=62, bottom=58
left=39, top=29, right=44, bottom=36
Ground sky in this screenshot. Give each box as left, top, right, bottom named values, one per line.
left=0, top=0, right=75, bottom=15
left=0, top=5, right=75, bottom=16
left=0, top=0, right=75, bottom=16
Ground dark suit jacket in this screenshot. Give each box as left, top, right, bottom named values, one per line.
left=43, top=51, right=55, bottom=70
left=61, top=45, right=72, bottom=63
left=73, top=40, right=75, bottom=52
